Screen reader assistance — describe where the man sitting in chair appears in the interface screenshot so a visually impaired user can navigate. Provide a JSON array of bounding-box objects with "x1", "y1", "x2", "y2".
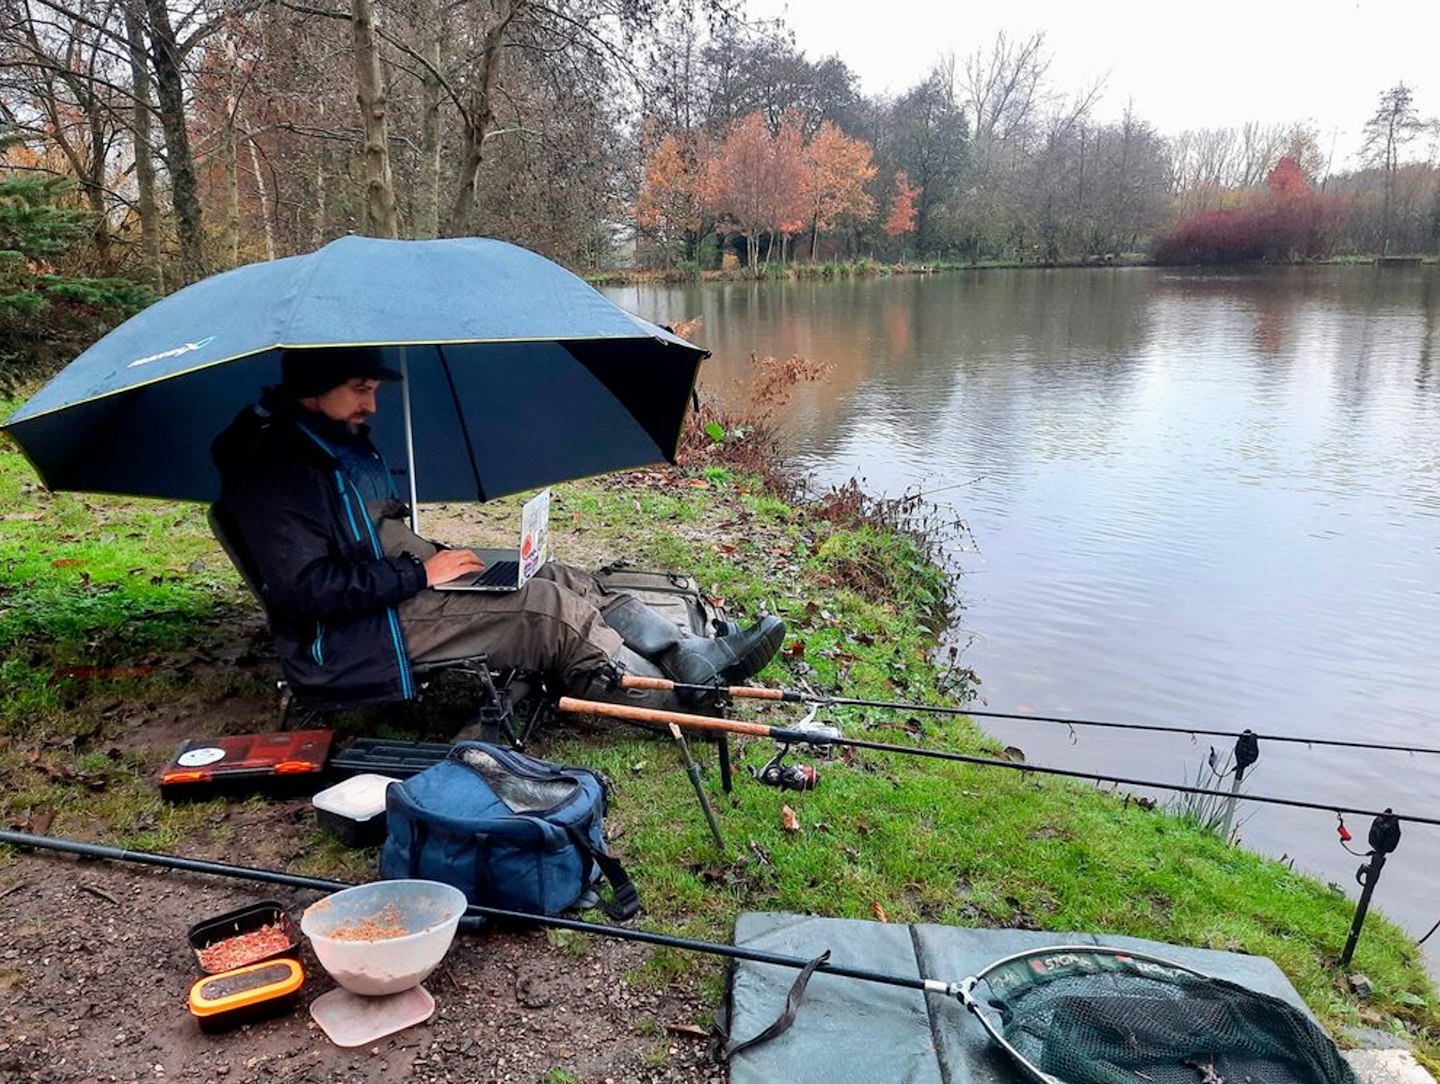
[{"x1": 210, "y1": 346, "x2": 785, "y2": 709}]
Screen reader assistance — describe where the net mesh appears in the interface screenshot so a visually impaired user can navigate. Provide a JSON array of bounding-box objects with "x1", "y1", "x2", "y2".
[{"x1": 978, "y1": 949, "x2": 1360, "y2": 1084}]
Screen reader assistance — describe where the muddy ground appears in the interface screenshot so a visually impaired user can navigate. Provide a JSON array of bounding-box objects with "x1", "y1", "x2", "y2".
[{"x1": 0, "y1": 851, "x2": 721, "y2": 1084}]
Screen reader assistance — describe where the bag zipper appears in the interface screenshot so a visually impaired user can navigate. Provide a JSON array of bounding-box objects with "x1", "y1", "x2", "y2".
[{"x1": 450, "y1": 744, "x2": 596, "y2": 817}]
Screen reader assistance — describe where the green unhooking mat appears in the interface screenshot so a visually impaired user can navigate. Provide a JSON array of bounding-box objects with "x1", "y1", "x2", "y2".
[{"x1": 725, "y1": 915, "x2": 1358, "y2": 1084}]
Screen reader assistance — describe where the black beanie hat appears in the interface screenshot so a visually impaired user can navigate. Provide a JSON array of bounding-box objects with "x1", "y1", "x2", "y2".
[{"x1": 280, "y1": 346, "x2": 403, "y2": 398}]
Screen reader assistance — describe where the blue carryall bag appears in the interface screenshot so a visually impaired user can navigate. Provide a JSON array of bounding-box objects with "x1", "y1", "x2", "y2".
[{"x1": 380, "y1": 742, "x2": 639, "y2": 920}]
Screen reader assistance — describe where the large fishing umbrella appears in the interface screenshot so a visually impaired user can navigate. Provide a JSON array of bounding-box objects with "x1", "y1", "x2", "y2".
[{"x1": 3, "y1": 236, "x2": 707, "y2": 505}]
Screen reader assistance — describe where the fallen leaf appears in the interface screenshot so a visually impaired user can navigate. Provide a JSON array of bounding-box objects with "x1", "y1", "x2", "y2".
[
  {"x1": 872, "y1": 901, "x2": 889, "y2": 923},
  {"x1": 781, "y1": 639, "x2": 806, "y2": 660},
  {"x1": 685, "y1": 478, "x2": 710, "y2": 488},
  {"x1": 781, "y1": 805, "x2": 800, "y2": 832},
  {"x1": 51, "y1": 558, "x2": 85, "y2": 568},
  {"x1": 665, "y1": 1023, "x2": 711, "y2": 1039}
]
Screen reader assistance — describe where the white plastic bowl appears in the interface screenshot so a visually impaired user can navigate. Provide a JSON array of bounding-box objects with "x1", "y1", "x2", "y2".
[{"x1": 301, "y1": 880, "x2": 467, "y2": 996}]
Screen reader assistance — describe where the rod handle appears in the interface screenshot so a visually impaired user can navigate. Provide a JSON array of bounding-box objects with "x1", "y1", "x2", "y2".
[
  {"x1": 618, "y1": 675, "x2": 788, "y2": 700},
  {"x1": 557, "y1": 696, "x2": 773, "y2": 737}
]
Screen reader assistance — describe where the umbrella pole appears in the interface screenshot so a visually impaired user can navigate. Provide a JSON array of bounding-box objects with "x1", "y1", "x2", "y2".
[{"x1": 399, "y1": 346, "x2": 421, "y2": 533}]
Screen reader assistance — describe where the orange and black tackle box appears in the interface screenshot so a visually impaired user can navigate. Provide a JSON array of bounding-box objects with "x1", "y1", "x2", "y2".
[{"x1": 160, "y1": 730, "x2": 333, "y2": 800}]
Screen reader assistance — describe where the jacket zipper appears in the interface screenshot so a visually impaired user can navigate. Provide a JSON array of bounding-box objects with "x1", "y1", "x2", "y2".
[{"x1": 332, "y1": 467, "x2": 415, "y2": 700}]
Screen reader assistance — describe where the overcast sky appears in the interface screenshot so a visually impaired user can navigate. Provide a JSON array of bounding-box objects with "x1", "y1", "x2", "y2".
[{"x1": 742, "y1": 0, "x2": 1436, "y2": 170}]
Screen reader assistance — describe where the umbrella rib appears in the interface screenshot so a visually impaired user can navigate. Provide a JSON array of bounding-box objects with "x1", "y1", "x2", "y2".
[{"x1": 436, "y1": 344, "x2": 487, "y2": 503}]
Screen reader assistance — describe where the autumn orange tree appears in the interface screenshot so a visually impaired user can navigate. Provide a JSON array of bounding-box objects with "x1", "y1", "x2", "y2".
[
  {"x1": 769, "y1": 110, "x2": 809, "y2": 262},
  {"x1": 882, "y1": 171, "x2": 922, "y2": 255},
  {"x1": 706, "y1": 111, "x2": 807, "y2": 269},
  {"x1": 800, "y1": 120, "x2": 876, "y2": 259},
  {"x1": 635, "y1": 127, "x2": 712, "y2": 267}
]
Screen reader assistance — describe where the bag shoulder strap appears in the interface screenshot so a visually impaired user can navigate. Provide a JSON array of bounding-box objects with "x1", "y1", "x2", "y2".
[{"x1": 561, "y1": 824, "x2": 640, "y2": 921}]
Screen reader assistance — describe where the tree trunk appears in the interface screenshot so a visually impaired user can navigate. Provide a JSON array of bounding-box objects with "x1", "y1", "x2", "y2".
[
  {"x1": 1381, "y1": 116, "x2": 1397, "y2": 257},
  {"x1": 82, "y1": 99, "x2": 114, "y2": 272},
  {"x1": 223, "y1": 30, "x2": 241, "y2": 265},
  {"x1": 415, "y1": 0, "x2": 444, "y2": 239},
  {"x1": 246, "y1": 135, "x2": 275, "y2": 261},
  {"x1": 446, "y1": 0, "x2": 516, "y2": 235},
  {"x1": 144, "y1": 0, "x2": 205, "y2": 278},
  {"x1": 350, "y1": 0, "x2": 399, "y2": 238},
  {"x1": 312, "y1": 104, "x2": 328, "y2": 248},
  {"x1": 124, "y1": 0, "x2": 163, "y2": 289},
  {"x1": 313, "y1": 139, "x2": 328, "y2": 247}
]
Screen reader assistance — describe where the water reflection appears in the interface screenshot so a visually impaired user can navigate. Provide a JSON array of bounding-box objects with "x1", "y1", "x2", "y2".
[{"x1": 604, "y1": 266, "x2": 1440, "y2": 965}]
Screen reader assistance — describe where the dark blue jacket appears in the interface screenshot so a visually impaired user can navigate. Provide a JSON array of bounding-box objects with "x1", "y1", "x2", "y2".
[{"x1": 211, "y1": 391, "x2": 427, "y2": 706}]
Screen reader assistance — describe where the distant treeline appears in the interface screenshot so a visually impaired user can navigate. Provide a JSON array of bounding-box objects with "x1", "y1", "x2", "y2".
[{"x1": 2, "y1": 3, "x2": 1437, "y2": 363}]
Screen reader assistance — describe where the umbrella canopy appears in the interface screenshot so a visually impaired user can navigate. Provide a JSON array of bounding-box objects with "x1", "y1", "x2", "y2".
[{"x1": 4, "y1": 236, "x2": 707, "y2": 503}]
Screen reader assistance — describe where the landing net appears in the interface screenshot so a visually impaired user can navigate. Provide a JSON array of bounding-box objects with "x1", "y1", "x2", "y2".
[{"x1": 959, "y1": 946, "x2": 1360, "y2": 1084}]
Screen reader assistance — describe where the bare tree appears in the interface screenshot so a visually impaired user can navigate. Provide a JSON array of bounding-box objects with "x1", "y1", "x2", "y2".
[
  {"x1": 961, "y1": 31, "x2": 1053, "y2": 155},
  {"x1": 1363, "y1": 83, "x2": 1428, "y2": 255}
]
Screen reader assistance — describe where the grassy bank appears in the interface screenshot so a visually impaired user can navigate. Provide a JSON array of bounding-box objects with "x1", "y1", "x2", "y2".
[{"x1": 1, "y1": 392, "x2": 1437, "y2": 1060}]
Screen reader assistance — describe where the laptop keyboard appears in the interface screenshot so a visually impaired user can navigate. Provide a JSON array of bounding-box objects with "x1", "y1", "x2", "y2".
[{"x1": 474, "y1": 560, "x2": 519, "y2": 587}]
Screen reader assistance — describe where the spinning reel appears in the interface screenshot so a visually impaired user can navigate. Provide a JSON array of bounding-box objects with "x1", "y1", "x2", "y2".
[{"x1": 749, "y1": 706, "x2": 840, "y2": 791}]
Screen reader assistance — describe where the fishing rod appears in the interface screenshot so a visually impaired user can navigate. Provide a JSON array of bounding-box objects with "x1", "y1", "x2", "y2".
[
  {"x1": 560, "y1": 696, "x2": 1440, "y2": 828},
  {"x1": 0, "y1": 828, "x2": 957, "y2": 998},
  {"x1": 619, "y1": 676, "x2": 1440, "y2": 758}
]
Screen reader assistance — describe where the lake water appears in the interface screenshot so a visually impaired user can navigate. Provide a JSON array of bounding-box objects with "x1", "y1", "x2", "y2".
[{"x1": 603, "y1": 266, "x2": 1440, "y2": 967}]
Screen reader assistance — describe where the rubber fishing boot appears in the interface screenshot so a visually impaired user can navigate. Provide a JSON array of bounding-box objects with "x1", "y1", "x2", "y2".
[
  {"x1": 604, "y1": 597, "x2": 786, "y2": 700},
  {"x1": 661, "y1": 614, "x2": 786, "y2": 690}
]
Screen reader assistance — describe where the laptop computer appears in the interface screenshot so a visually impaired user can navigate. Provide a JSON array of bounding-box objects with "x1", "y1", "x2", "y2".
[{"x1": 435, "y1": 489, "x2": 551, "y2": 592}]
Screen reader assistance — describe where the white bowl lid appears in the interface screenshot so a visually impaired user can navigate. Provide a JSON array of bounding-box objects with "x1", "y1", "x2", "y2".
[{"x1": 309, "y1": 983, "x2": 435, "y2": 1047}]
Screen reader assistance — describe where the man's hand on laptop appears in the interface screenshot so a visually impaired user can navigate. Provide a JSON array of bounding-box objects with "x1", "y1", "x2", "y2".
[{"x1": 424, "y1": 548, "x2": 486, "y2": 587}]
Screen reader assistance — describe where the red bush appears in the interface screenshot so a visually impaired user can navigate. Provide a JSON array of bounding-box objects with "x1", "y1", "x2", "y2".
[{"x1": 1154, "y1": 159, "x2": 1348, "y2": 265}]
